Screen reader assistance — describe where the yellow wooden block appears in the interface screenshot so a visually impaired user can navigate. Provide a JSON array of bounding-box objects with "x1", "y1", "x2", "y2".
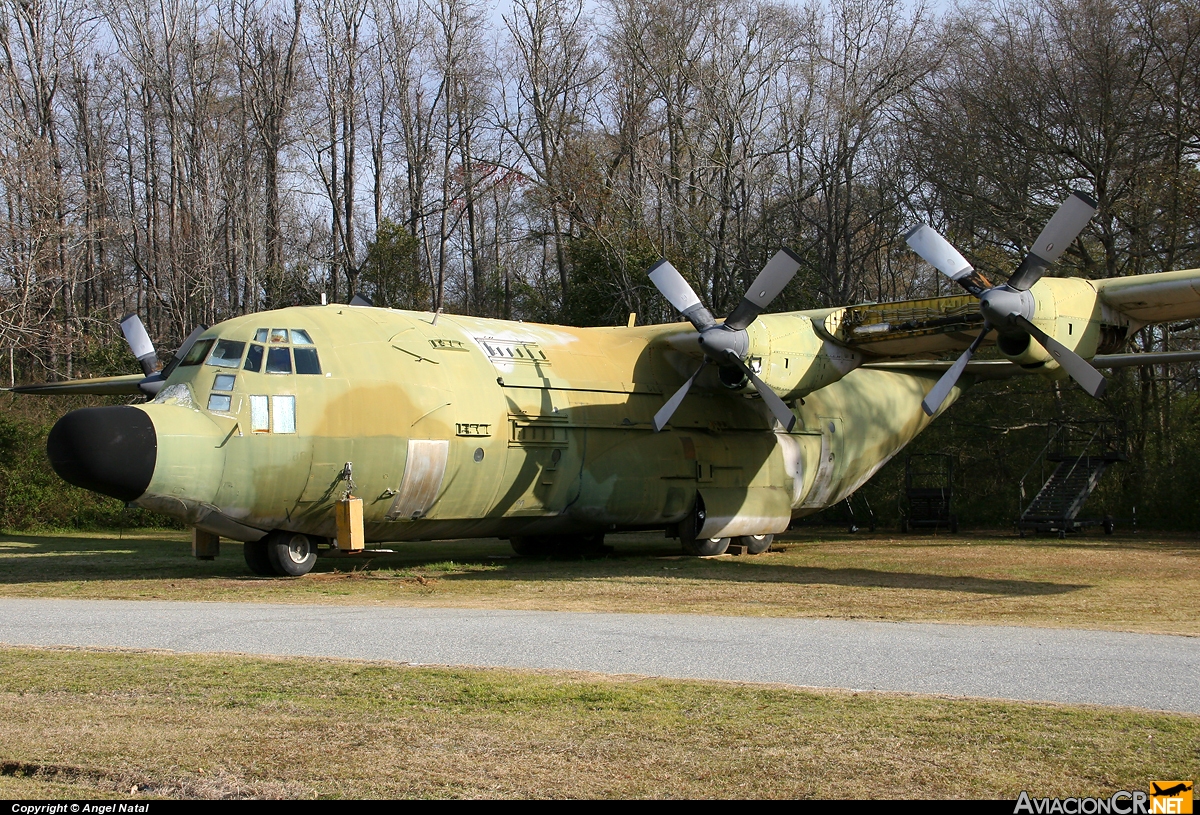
[
  {"x1": 336, "y1": 497, "x2": 365, "y2": 551},
  {"x1": 191, "y1": 528, "x2": 219, "y2": 560}
]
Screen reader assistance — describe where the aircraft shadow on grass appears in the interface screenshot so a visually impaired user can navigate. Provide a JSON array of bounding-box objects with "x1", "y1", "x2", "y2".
[{"x1": 0, "y1": 533, "x2": 1087, "y2": 596}]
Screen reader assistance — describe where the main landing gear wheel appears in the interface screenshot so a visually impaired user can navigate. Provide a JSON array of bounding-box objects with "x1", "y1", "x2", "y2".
[
  {"x1": 736, "y1": 534, "x2": 773, "y2": 555},
  {"x1": 261, "y1": 531, "x2": 319, "y2": 576},
  {"x1": 243, "y1": 539, "x2": 274, "y2": 576},
  {"x1": 683, "y1": 536, "x2": 730, "y2": 557},
  {"x1": 679, "y1": 494, "x2": 730, "y2": 556}
]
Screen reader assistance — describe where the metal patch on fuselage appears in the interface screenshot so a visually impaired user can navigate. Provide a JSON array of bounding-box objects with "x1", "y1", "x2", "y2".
[{"x1": 386, "y1": 439, "x2": 449, "y2": 521}]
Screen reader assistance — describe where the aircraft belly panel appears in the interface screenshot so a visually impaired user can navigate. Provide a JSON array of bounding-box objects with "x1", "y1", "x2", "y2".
[{"x1": 386, "y1": 439, "x2": 450, "y2": 520}]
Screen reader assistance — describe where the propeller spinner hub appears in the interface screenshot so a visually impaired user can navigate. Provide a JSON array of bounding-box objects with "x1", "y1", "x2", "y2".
[
  {"x1": 697, "y1": 326, "x2": 749, "y2": 363},
  {"x1": 979, "y1": 286, "x2": 1035, "y2": 331}
]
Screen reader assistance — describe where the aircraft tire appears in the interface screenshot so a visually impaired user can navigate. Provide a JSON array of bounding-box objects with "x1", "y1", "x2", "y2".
[
  {"x1": 737, "y1": 534, "x2": 773, "y2": 555},
  {"x1": 265, "y1": 531, "x2": 318, "y2": 576},
  {"x1": 243, "y1": 540, "x2": 274, "y2": 576},
  {"x1": 682, "y1": 536, "x2": 730, "y2": 557}
]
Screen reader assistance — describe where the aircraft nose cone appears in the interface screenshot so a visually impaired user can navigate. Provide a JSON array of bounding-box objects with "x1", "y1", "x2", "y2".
[{"x1": 47, "y1": 406, "x2": 157, "y2": 501}]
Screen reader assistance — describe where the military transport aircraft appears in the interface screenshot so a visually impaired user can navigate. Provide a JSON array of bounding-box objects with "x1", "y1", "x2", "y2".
[{"x1": 11, "y1": 192, "x2": 1200, "y2": 575}]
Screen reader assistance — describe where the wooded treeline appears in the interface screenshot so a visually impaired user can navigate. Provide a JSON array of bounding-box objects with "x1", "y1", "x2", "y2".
[{"x1": 2, "y1": 0, "x2": 1200, "y2": 529}]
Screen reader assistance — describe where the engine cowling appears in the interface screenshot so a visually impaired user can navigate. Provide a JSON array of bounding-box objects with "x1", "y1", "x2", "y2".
[
  {"x1": 741, "y1": 314, "x2": 862, "y2": 400},
  {"x1": 996, "y1": 278, "x2": 1129, "y2": 376}
]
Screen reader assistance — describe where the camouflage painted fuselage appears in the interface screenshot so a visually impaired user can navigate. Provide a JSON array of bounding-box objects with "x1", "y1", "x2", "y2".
[{"x1": 130, "y1": 305, "x2": 951, "y2": 543}]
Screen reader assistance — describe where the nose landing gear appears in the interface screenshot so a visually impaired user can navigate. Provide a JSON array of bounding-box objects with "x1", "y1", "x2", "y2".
[{"x1": 244, "y1": 531, "x2": 320, "y2": 576}]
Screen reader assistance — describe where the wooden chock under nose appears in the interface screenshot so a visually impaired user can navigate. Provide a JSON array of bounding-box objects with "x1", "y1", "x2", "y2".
[
  {"x1": 191, "y1": 528, "x2": 220, "y2": 560},
  {"x1": 336, "y1": 497, "x2": 365, "y2": 551}
]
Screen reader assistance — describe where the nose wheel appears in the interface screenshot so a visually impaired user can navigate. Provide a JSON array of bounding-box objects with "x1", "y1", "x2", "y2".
[{"x1": 244, "y1": 531, "x2": 319, "y2": 576}]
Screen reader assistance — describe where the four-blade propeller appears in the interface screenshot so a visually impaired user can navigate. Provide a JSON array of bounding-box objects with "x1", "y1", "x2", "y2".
[
  {"x1": 649, "y1": 249, "x2": 802, "y2": 432},
  {"x1": 905, "y1": 191, "x2": 1105, "y2": 416},
  {"x1": 119, "y1": 314, "x2": 207, "y2": 396}
]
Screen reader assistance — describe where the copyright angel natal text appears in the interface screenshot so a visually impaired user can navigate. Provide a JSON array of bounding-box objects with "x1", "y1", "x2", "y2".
[{"x1": 12, "y1": 807, "x2": 149, "y2": 814}]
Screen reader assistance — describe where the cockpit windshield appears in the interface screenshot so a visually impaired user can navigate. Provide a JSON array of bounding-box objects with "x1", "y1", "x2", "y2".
[
  {"x1": 208, "y1": 340, "x2": 246, "y2": 368},
  {"x1": 242, "y1": 329, "x2": 321, "y2": 375}
]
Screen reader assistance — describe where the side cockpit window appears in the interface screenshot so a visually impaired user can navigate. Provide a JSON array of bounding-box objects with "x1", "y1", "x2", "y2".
[
  {"x1": 208, "y1": 340, "x2": 246, "y2": 368},
  {"x1": 180, "y1": 338, "x2": 214, "y2": 366},
  {"x1": 294, "y1": 348, "x2": 321, "y2": 374}
]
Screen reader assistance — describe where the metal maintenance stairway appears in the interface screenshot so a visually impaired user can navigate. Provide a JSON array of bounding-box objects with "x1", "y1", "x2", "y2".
[{"x1": 1018, "y1": 421, "x2": 1126, "y2": 537}]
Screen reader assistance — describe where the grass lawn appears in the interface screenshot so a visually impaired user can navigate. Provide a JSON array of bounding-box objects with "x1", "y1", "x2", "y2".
[
  {"x1": 0, "y1": 646, "x2": 1196, "y2": 799},
  {"x1": 0, "y1": 528, "x2": 1197, "y2": 634}
]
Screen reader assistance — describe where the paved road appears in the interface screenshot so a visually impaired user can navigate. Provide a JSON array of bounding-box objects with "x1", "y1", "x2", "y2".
[{"x1": 1, "y1": 598, "x2": 1196, "y2": 714}]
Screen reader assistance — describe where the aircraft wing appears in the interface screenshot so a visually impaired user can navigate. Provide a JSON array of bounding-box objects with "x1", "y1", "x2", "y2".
[
  {"x1": 1094, "y1": 267, "x2": 1200, "y2": 323},
  {"x1": 4, "y1": 373, "x2": 146, "y2": 395},
  {"x1": 821, "y1": 268, "x2": 1200, "y2": 359}
]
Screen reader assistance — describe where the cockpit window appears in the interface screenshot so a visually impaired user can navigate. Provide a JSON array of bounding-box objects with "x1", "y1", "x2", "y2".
[
  {"x1": 244, "y1": 344, "x2": 264, "y2": 372},
  {"x1": 266, "y1": 346, "x2": 292, "y2": 374},
  {"x1": 244, "y1": 330, "x2": 319, "y2": 374},
  {"x1": 208, "y1": 339, "x2": 246, "y2": 368},
  {"x1": 180, "y1": 338, "x2": 215, "y2": 366},
  {"x1": 294, "y1": 347, "x2": 321, "y2": 374}
]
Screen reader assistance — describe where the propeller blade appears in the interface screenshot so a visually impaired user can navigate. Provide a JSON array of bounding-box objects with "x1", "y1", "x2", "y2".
[
  {"x1": 922, "y1": 325, "x2": 990, "y2": 416},
  {"x1": 119, "y1": 314, "x2": 158, "y2": 377},
  {"x1": 1012, "y1": 315, "x2": 1107, "y2": 398},
  {"x1": 904, "y1": 224, "x2": 993, "y2": 297},
  {"x1": 1006, "y1": 190, "x2": 1098, "y2": 291},
  {"x1": 731, "y1": 358, "x2": 797, "y2": 432},
  {"x1": 653, "y1": 360, "x2": 707, "y2": 432},
  {"x1": 725, "y1": 248, "x2": 802, "y2": 331},
  {"x1": 904, "y1": 224, "x2": 973, "y2": 278},
  {"x1": 649, "y1": 259, "x2": 715, "y2": 331}
]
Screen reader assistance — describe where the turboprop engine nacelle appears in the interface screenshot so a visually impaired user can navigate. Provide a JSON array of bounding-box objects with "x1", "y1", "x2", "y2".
[
  {"x1": 994, "y1": 278, "x2": 1129, "y2": 376},
  {"x1": 736, "y1": 313, "x2": 863, "y2": 400}
]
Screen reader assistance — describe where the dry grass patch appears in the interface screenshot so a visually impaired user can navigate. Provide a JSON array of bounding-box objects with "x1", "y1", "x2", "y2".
[
  {"x1": 0, "y1": 529, "x2": 1197, "y2": 633},
  {"x1": 0, "y1": 646, "x2": 1196, "y2": 799}
]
